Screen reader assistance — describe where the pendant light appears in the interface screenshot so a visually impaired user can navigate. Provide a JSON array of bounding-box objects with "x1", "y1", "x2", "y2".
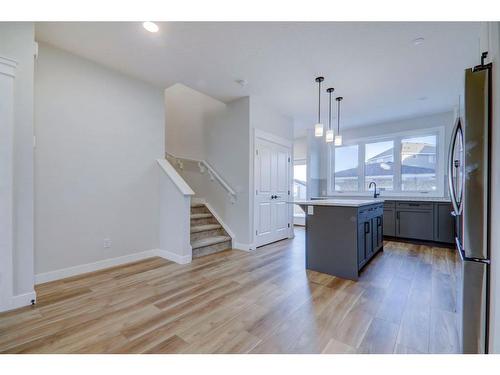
[
  {"x1": 334, "y1": 97, "x2": 344, "y2": 146},
  {"x1": 325, "y1": 87, "x2": 335, "y2": 143},
  {"x1": 314, "y1": 77, "x2": 325, "y2": 137}
]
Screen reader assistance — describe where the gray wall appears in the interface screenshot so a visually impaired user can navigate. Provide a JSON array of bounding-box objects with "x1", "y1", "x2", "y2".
[
  {"x1": 0, "y1": 22, "x2": 35, "y2": 296},
  {"x1": 34, "y1": 43, "x2": 164, "y2": 274},
  {"x1": 206, "y1": 97, "x2": 252, "y2": 245}
]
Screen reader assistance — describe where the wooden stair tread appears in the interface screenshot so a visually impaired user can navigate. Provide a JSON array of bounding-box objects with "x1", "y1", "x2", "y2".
[
  {"x1": 190, "y1": 213, "x2": 212, "y2": 219},
  {"x1": 190, "y1": 202, "x2": 205, "y2": 208},
  {"x1": 190, "y1": 224, "x2": 222, "y2": 233},
  {"x1": 191, "y1": 236, "x2": 231, "y2": 249}
]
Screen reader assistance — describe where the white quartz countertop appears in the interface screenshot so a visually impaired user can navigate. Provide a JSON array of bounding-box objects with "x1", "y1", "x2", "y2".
[
  {"x1": 311, "y1": 196, "x2": 451, "y2": 203},
  {"x1": 292, "y1": 199, "x2": 384, "y2": 207}
]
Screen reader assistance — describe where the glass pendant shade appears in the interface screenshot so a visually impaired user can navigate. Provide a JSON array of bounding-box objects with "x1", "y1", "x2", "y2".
[
  {"x1": 334, "y1": 135, "x2": 343, "y2": 146},
  {"x1": 325, "y1": 129, "x2": 334, "y2": 143},
  {"x1": 314, "y1": 123, "x2": 324, "y2": 137}
]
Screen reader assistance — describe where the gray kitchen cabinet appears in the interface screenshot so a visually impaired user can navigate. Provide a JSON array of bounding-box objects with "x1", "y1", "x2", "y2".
[
  {"x1": 374, "y1": 216, "x2": 383, "y2": 249},
  {"x1": 383, "y1": 200, "x2": 454, "y2": 244},
  {"x1": 396, "y1": 206, "x2": 434, "y2": 241},
  {"x1": 357, "y1": 222, "x2": 367, "y2": 267},
  {"x1": 383, "y1": 201, "x2": 395, "y2": 237},
  {"x1": 304, "y1": 202, "x2": 384, "y2": 281},
  {"x1": 383, "y1": 208, "x2": 395, "y2": 236},
  {"x1": 357, "y1": 204, "x2": 383, "y2": 269},
  {"x1": 434, "y1": 202, "x2": 455, "y2": 243}
]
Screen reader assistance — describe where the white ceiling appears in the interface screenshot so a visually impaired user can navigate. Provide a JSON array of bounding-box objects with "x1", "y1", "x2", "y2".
[{"x1": 35, "y1": 22, "x2": 481, "y2": 136}]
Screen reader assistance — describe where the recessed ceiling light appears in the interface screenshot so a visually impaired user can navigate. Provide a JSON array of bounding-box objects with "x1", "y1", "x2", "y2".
[
  {"x1": 143, "y1": 22, "x2": 159, "y2": 33},
  {"x1": 413, "y1": 37, "x2": 425, "y2": 46}
]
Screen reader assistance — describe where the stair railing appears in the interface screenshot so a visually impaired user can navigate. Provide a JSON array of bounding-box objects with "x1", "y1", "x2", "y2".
[{"x1": 166, "y1": 153, "x2": 237, "y2": 204}]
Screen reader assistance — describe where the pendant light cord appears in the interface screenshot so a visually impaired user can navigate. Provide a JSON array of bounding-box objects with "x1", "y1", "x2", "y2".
[
  {"x1": 318, "y1": 80, "x2": 321, "y2": 124},
  {"x1": 337, "y1": 98, "x2": 341, "y2": 133},
  {"x1": 328, "y1": 90, "x2": 332, "y2": 130}
]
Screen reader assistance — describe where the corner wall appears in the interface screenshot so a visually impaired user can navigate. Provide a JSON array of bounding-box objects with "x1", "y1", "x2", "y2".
[{"x1": 34, "y1": 43, "x2": 164, "y2": 277}]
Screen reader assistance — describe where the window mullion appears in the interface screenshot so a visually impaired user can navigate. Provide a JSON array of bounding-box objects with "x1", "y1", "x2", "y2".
[
  {"x1": 359, "y1": 142, "x2": 365, "y2": 192},
  {"x1": 394, "y1": 136, "x2": 402, "y2": 192}
]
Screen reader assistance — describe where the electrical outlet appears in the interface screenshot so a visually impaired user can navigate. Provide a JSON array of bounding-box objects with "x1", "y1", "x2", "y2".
[{"x1": 103, "y1": 238, "x2": 112, "y2": 248}]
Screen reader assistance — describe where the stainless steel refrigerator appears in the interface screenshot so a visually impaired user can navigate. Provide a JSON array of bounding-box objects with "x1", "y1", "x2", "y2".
[{"x1": 448, "y1": 55, "x2": 492, "y2": 354}]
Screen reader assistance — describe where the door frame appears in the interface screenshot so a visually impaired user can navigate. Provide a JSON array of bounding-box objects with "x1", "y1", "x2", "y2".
[{"x1": 252, "y1": 128, "x2": 293, "y2": 248}]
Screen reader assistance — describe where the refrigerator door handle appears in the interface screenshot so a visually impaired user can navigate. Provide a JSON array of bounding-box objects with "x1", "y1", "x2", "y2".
[
  {"x1": 448, "y1": 118, "x2": 463, "y2": 215},
  {"x1": 455, "y1": 238, "x2": 490, "y2": 264}
]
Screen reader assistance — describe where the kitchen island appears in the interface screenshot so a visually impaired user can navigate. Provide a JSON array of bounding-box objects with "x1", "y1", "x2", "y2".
[{"x1": 294, "y1": 199, "x2": 384, "y2": 281}]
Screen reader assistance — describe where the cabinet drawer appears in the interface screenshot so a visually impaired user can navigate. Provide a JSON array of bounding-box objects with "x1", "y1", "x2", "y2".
[
  {"x1": 396, "y1": 202, "x2": 433, "y2": 210},
  {"x1": 358, "y1": 204, "x2": 383, "y2": 221},
  {"x1": 383, "y1": 201, "x2": 395, "y2": 209}
]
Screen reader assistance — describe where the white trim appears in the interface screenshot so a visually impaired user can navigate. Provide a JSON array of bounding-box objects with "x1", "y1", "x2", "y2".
[
  {"x1": 0, "y1": 291, "x2": 37, "y2": 313},
  {"x1": 327, "y1": 126, "x2": 446, "y2": 198},
  {"x1": 35, "y1": 250, "x2": 159, "y2": 284},
  {"x1": 35, "y1": 248, "x2": 191, "y2": 285},
  {"x1": 157, "y1": 159, "x2": 195, "y2": 196},
  {"x1": 233, "y1": 242, "x2": 256, "y2": 252},
  {"x1": 155, "y1": 248, "x2": 192, "y2": 264},
  {"x1": 254, "y1": 128, "x2": 293, "y2": 148},
  {"x1": 0, "y1": 56, "x2": 16, "y2": 314},
  {"x1": 11, "y1": 291, "x2": 37, "y2": 310}
]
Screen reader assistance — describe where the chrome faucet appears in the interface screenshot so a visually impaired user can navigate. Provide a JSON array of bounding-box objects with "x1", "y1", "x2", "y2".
[{"x1": 369, "y1": 181, "x2": 380, "y2": 198}]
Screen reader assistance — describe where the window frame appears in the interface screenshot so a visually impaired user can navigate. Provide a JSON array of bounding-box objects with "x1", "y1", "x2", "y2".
[{"x1": 327, "y1": 126, "x2": 445, "y2": 197}]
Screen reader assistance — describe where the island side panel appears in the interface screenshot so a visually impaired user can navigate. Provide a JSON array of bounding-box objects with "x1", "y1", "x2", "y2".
[{"x1": 305, "y1": 205, "x2": 359, "y2": 280}]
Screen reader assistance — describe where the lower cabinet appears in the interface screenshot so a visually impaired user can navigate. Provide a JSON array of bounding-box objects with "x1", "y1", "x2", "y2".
[
  {"x1": 383, "y1": 208, "x2": 395, "y2": 236},
  {"x1": 383, "y1": 201, "x2": 454, "y2": 244},
  {"x1": 357, "y1": 205, "x2": 384, "y2": 269},
  {"x1": 374, "y1": 215, "x2": 383, "y2": 249},
  {"x1": 396, "y1": 209, "x2": 434, "y2": 241},
  {"x1": 434, "y1": 203, "x2": 455, "y2": 243}
]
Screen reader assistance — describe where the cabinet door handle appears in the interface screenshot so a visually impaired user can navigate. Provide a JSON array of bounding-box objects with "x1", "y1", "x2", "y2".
[
  {"x1": 409, "y1": 203, "x2": 419, "y2": 207},
  {"x1": 364, "y1": 221, "x2": 369, "y2": 234}
]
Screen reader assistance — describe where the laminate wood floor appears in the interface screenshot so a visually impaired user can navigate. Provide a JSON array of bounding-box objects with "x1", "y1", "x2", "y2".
[{"x1": 0, "y1": 228, "x2": 459, "y2": 354}]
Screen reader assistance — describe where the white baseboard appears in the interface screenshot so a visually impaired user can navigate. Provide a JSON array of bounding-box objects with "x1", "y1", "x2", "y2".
[
  {"x1": 11, "y1": 291, "x2": 37, "y2": 309},
  {"x1": 0, "y1": 291, "x2": 38, "y2": 313},
  {"x1": 35, "y1": 249, "x2": 158, "y2": 284},
  {"x1": 35, "y1": 247, "x2": 192, "y2": 285},
  {"x1": 155, "y1": 248, "x2": 192, "y2": 264},
  {"x1": 233, "y1": 242, "x2": 256, "y2": 251}
]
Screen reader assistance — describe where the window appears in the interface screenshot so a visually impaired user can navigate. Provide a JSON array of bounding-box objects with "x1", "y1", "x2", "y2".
[
  {"x1": 365, "y1": 140, "x2": 394, "y2": 191},
  {"x1": 401, "y1": 135, "x2": 437, "y2": 192},
  {"x1": 329, "y1": 127, "x2": 444, "y2": 196},
  {"x1": 334, "y1": 145, "x2": 359, "y2": 191},
  {"x1": 293, "y1": 162, "x2": 307, "y2": 218}
]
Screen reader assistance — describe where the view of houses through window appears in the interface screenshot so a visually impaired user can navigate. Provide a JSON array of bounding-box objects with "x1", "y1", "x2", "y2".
[{"x1": 330, "y1": 129, "x2": 441, "y2": 195}]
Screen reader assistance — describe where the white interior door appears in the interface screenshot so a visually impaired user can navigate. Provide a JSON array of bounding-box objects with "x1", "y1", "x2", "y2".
[{"x1": 255, "y1": 137, "x2": 291, "y2": 247}]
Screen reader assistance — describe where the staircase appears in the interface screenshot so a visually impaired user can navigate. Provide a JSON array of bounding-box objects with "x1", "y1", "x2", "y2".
[{"x1": 190, "y1": 202, "x2": 232, "y2": 258}]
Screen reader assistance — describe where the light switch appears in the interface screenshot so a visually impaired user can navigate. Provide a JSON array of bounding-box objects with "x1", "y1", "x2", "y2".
[{"x1": 307, "y1": 206, "x2": 314, "y2": 215}]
